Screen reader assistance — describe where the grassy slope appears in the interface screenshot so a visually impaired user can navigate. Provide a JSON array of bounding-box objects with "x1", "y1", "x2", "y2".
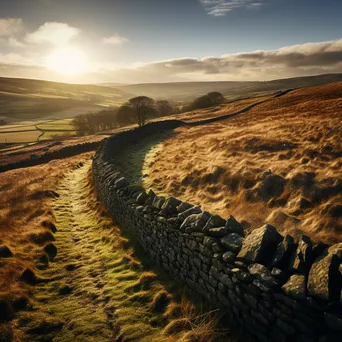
[
  {"x1": 142, "y1": 82, "x2": 342, "y2": 244},
  {"x1": 0, "y1": 77, "x2": 133, "y2": 122},
  {"x1": 117, "y1": 73, "x2": 342, "y2": 101},
  {"x1": 0, "y1": 156, "x2": 231, "y2": 342}
]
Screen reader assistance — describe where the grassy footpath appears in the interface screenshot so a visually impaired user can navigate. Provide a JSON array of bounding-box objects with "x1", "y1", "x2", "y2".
[{"x1": 12, "y1": 161, "x2": 227, "y2": 342}]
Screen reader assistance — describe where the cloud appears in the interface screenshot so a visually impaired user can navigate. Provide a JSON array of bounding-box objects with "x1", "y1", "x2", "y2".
[
  {"x1": 104, "y1": 39, "x2": 342, "y2": 83},
  {"x1": 0, "y1": 53, "x2": 33, "y2": 65},
  {"x1": 0, "y1": 18, "x2": 23, "y2": 36},
  {"x1": 1, "y1": 38, "x2": 342, "y2": 84},
  {"x1": 200, "y1": 0, "x2": 264, "y2": 16},
  {"x1": 7, "y1": 37, "x2": 25, "y2": 48},
  {"x1": 25, "y1": 22, "x2": 80, "y2": 45},
  {"x1": 102, "y1": 34, "x2": 129, "y2": 45}
]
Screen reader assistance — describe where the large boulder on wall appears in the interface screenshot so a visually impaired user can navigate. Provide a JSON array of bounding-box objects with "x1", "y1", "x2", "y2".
[
  {"x1": 307, "y1": 243, "x2": 342, "y2": 302},
  {"x1": 237, "y1": 224, "x2": 283, "y2": 264}
]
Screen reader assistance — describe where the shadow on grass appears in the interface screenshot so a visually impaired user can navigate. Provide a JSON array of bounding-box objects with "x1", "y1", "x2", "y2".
[{"x1": 114, "y1": 129, "x2": 177, "y2": 185}]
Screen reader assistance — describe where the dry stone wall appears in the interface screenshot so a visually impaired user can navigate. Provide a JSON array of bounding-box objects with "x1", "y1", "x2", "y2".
[{"x1": 92, "y1": 121, "x2": 342, "y2": 342}]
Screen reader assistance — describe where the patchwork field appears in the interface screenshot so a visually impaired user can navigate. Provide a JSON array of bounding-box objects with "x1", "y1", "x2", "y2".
[{"x1": 142, "y1": 82, "x2": 342, "y2": 244}]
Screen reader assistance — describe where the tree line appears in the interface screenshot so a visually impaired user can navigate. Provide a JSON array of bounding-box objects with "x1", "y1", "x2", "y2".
[
  {"x1": 72, "y1": 98, "x2": 177, "y2": 135},
  {"x1": 73, "y1": 91, "x2": 225, "y2": 135}
]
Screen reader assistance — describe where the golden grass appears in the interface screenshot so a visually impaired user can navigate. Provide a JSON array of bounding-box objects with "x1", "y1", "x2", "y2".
[
  {"x1": 144, "y1": 82, "x2": 342, "y2": 244},
  {"x1": 0, "y1": 152, "x2": 94, "y2": 326},
  {"x1": 165, "y1": 95, "x2": 272, "y2": 123},
  {"x1": 1, "y1": 159, "x2": 232, "y2": 341}
]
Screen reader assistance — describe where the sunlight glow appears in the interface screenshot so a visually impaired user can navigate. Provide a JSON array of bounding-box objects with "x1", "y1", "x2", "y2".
[{"x1": 46, "y1": 48, "x2": 87, "y2": 75}]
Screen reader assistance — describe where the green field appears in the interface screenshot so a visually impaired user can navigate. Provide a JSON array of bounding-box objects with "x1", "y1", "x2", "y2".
[
  {"x1": 0, "y1": 131, "x2": 41, "y2": 144},
  {"x1": 36, "y1": 119, "x2": 75, "y2": 130},
  {"x1": 1, "y1": 73, "x2": 342, "y2": 145},
  {"x1": 0, "y1": 118, "x2": 77, "y2": 144}
]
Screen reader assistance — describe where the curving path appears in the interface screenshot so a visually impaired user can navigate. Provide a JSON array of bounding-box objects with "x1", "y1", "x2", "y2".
[{"x1": 15, "y1": 161, "x2": 172, "y2": 341}]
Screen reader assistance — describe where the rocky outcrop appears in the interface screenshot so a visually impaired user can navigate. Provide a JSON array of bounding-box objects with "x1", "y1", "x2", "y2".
[{"x1": 92, "y1": 121, "x2": 342, "y2": 342}]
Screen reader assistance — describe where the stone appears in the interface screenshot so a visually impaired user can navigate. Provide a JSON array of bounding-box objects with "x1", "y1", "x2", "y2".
[
  {"x1": 178, "y1": 206, "x2": 201, "y2": 221},
  {"x1": 270, "y1": 234, "x2": 296, "y2": 269},
  {"x1": 177, "y1": 201, "x2": 193, "y2": 213},
  {"x1": 114, "y1": 177, "x2": 129, "y2": 189},
  {"x1": 125, "y1": 184, "x2": 144, "y2": 197},
  {"x1": 237, "y1": 224, "x2": 283, "y2": 264},
  {"x1": 181, "y1": 211, "x2": 211, "y2": 233},
  {"x1": 161, "y1": 197, "x2": 182, "y2": 216},
  {"x1": 246, "y1": 284, "x2": 261, "y2": 296},
  {"x1": 248, "y1": 263, "x2": 279, "y2": 288},
  {"x1": 253, "y1": 279, "x2": 272, "y2": 293},
  {"x1": 324, "y1": 312, "x2": 342, "y2": 332},
  {"x1": 282, "y1": 274, "x2": 306, "y2": 300},
  {"x1": 290, "y1": 235, "x2": 313, "y2": 274},
  {"x1": 222, "y1": 251, "x2": 236, "y2": 263},
  {"x1": 152, "y1": 196, "x2": 166, "y2": 209},
  {"x1": 220, "y1": 274, "x2": 233, "y2": 288},
  {"x1": 212, "y1": 242, "x2": 225, "y2": 253},
  {"x1": 308, "y1": 243, "x2": 342, "y2": 302},
  {"x1": 271, "y1": 268, "x2": 287, "y2": 283},
  {"x1": 136, "y1": 192, "x2": 148, "y2": 205},
  {"x1": 203, "y1": 236, "x2": 218, "y2": 248},
  {"x1": 270, "y1": 327, "x2": 287, "y2": 342},
  {"x1": 0, "y1": 245, "x2": 13, "y2": 258},
  {"x1": 207, "y1": 226, "x2": 229, "y2": 238},
  {"x1": 221, "y1": 233, "x2": 244, "y2": 253},
  {"x1": 202, "y1": 215, "x2": 226, "y2": 232},
  {"x1": 276, "y1": 317, "x2": 297, "y2": 335},
  {"x1": 225, "y1": 215, "x2": 245, "y2": 237}
]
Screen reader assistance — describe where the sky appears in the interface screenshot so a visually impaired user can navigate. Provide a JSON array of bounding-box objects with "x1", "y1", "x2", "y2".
[{"x1": 0, "y1": 0, "x2": 342, "y2": 83}]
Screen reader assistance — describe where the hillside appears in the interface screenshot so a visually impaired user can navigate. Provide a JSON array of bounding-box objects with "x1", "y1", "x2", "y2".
[
  {"x1": 141, "y1": 82, "x2": 342, "y2": 244},
  {"x1": 117, "y1": 73, "x2": 342, "y2": 101},
  {"x1": 0, "y1": 77, "x2": 133, "y2": 122}
]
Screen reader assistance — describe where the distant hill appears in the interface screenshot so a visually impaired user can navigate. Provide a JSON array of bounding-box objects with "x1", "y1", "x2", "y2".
[
  {"x1": 1, "y1": 73, "x2": 342, "y2": 123},
  {"x1": 117, "y1": 81, "x2": 258, "y2": 101},
  {"x1": 0, "y1": 77, "x2": 133, "y2": 122},
  {"x1": 114, "y1": 73, "x2": 342, "y2": 101},
  {"x1": 226, "y1": 73, "x2": 342, "y2": 99}
]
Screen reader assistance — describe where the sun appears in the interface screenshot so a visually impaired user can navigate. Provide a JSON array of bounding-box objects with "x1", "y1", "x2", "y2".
[{"x1": 46, "y1": 47, "x2": 87, "y2": 75}]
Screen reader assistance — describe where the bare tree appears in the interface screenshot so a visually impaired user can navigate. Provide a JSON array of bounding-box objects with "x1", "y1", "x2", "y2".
[
  {"x1": 120, "y1": 96, "x2": 155, "y2": 127},
  {"x1": 156, "y1": 100, "x2": 173, "y2": 117}
]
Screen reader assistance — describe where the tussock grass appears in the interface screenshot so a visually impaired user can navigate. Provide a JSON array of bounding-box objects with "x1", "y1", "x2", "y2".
[
  {"x1": 144, "y1": 82, "x2": 342, "y2": 243},
  {"x1": 0, "y1": 152, "x2": 94, "y2": 337}
]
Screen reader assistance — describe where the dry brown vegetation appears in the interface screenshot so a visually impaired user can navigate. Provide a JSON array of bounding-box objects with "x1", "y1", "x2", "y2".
[
  {"x1": 144, "y1": 82, "x2": 342, "y2": 244},
  {"x1": 166, "y1": 95, "x2": 273, "y2": 123},
  {"x1": 0, "y1": 153, "x2": 93, "y2": 330},
  {"x1": 0, "y1": 154, "x2": 231, "y2": 341}
]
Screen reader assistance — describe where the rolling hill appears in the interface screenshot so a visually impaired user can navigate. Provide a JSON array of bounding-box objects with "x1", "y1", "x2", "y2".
[{"x1": 0, "y1": 77, "x2": 133, "y2": 123}]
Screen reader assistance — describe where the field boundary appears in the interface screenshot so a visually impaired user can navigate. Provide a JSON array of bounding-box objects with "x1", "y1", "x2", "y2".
[
  {"x1": 0, "y1": 141, "x2": 102, "y2": 173},
  {"x1": 92, "y1": 120, "x2": 342, "y2": 342}
]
